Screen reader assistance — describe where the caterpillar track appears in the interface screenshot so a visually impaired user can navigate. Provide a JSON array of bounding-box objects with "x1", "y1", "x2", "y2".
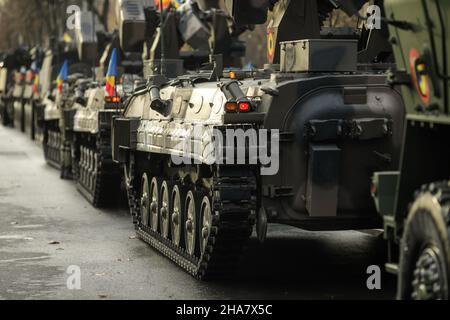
[
  {"x1": 43, "y1": 122, "x2": 62, "y2": 170},
  {"x1": 126, "y1": 153, "x2": 257, "y2": 279},
  {"x1": 43, "y1": 121, "x2": 72, "y2": 179},
  {"x1": 74, "y1": 126, "x2": 122, "y2": 208}
]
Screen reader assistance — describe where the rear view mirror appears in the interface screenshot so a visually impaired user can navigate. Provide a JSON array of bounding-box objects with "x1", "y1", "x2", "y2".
[{"x1": 225, "y1": 0, "x2": 269, "y2": 26}]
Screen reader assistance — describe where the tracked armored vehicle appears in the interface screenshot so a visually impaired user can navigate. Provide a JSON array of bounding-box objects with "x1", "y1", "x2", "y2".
[
  {"x1": 23, "y1": 48, "x2": 45, "y2": 140},
  {"x1": 12, "y1": 67, "x2": 28, "y2": 132},
  {"x1": 42, "y1": 11, "x2": 101, "y2": 178},
  {"x1": 372, "y1": 0, "x2": 450, "y2": 300},
  {"x1": 33, "y1": 50, "x2": 57, "y2": 145},
  {"x1": 112, "y1": 0, "x2": 406, "y2": 279},
  {"x1": 71, "y1": 0, "x2": 150, "y2": 207},
  {"x1": 43, "y1": 57, "x2": 92, "y2": 178},
  {"x1": 0, "y1": 62, "x2": 8, "y2": 126},
  {"x1": 0, "y1": 48, "x2": 31, "y2": 128},
  {"x1": 72, "y1": 0, "x2": 245, "y2": 207}
]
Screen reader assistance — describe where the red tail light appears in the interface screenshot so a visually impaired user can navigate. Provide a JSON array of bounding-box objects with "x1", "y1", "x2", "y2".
[{"x1": 238, "y1": 101, "x2": 251, "y2": 112}]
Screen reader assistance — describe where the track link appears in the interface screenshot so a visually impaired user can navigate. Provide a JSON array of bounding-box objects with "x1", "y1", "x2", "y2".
[
  {"x1": 44, "y1": 127, "x2": 62, "y2": 169},
  {"x1": 76, "y1": 128, "x2": 122, "y2": 208}
]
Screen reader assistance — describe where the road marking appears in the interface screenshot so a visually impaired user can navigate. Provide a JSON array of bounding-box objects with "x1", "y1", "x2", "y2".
[
  {"x1": 0, "y1": 256, "x2": 50, "y2": 264},
  {"x1": 13, "y1": 225, "x2": 45, "y2": 229},
  {"x1": 0, "y1": 235, "x2": 34, "y2": 240}
]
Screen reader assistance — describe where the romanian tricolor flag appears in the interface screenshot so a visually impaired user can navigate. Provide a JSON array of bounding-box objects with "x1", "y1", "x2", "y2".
[
  {"x1": 105, "y1": 48, "x2": 117, "y2": 97},
  {"x1": 33, "y1": 72, "x2": 40, "y2": 94},
  {"x1": 57, "y1": 60, "x2": 69, "y2": 93},
  {"x1": 156, "y1": 0, "x2": 183, "y2": 10}
]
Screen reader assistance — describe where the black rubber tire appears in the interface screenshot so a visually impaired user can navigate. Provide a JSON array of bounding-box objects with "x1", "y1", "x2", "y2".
[{"x1": 398, "y1": 182, "x2": 450, "y2": 300}]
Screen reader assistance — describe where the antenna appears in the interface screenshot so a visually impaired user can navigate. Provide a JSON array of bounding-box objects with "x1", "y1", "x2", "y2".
[
  {"x1": 92, "y1": 10, "x2": 96, "y2": 77},
  {"x1": 159, "y1": 0, "x2": 166, "y2": 76}
]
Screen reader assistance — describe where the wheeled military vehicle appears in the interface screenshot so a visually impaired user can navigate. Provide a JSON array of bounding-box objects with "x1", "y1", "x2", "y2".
[
  {"x1": 372, "y1": 0, "x2": 450, "y2": 300},
  {"x1": 112, "y1": 0, "x2": 406, "y2": 279}
]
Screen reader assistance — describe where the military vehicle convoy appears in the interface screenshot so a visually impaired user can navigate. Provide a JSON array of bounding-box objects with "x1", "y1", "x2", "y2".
[
  {"x1": 71, "y1": 0, "x2": 246, "y2": 207},
  {"x1": 372, "y1": 0, "x2": 450, "y2": 300},
  {"x1": 111, "y1": 0, "x2": 406, "y2": 279},
  {"x1": 5, "y1": 0, "x2": 449, "y2": 299}
]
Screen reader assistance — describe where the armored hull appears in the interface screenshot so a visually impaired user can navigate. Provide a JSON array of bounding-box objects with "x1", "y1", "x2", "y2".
[
  {"x1": 43, "y1": 94, "x2": 63, "y2": 170},
  {"x1": 43, "y1": 74, "x2": 92, "y2": 179},
  {"x1": 23, "y1": 83, "x2": 36, "y2": 139},
  {"x1": 0, "y1": 92, "x2": 12, "y2": 126},
  {"x1": 32, "y1": 97, "x2": 45, "y2": 144},
  {"x1": 12, "y1": 83, "x2": 25, "y2": 131},
  {"x1": 112, "y1": 67, "x2": 405, "y2": 278},
  {"x1": 72, "y1": 86, "x2": 124, "y2": 207},
  {"x1": 0, "y1": 67, "x2": 9, "y2": 126},
  {"x1": 43, "y1": 92, "x2": 79, "y2": 179}
]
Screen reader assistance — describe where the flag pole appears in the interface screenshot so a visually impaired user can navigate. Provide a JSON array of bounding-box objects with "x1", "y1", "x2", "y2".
[{"x1": 159, "y1": 0, "x2": 166, "y2": 76}]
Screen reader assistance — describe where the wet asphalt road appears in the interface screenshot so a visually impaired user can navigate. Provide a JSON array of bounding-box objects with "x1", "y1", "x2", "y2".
[{"x1": 0, "y1": 125, "x2": 396, "y2": 300}]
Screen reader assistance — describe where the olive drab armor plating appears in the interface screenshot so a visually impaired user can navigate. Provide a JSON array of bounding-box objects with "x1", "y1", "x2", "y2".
[{"x1": 372, "y1": 0, "x2": 450, "y2": 300}]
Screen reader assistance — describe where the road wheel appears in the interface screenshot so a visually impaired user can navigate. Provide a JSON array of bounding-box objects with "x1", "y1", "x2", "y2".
[
  {"x1": 185, "y1": 191, "x2": 198, "y2": 256},
  {"x1": 124, "y1": 154, "x2": 134, "y2": 191},
  {"x1": 160, "y1": 181, "x2": 171, "y2": 239},
  {"x1": 171, "y1": 184, "x2": 184, "y2": 247},
  {"x1": 140, "y1": 173, "x2": 150, "y2": 227},
  {"x1": 149, "y1": 177, "x2": 160, "y2": 233},
  {"x1": 398, "y1": 182, "x2": 450, "y2": 300},
  {"x1": 199, "y1": 196, "x2": 212, "y2": 257}
]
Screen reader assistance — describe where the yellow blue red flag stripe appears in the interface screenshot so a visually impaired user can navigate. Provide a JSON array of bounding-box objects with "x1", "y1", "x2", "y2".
[
  {"x1": 57, "y1": 60, "x2": 68, "y2": 93},
  {"x1": 105, "y1": 48, "x2": 117, "y2": 97}
]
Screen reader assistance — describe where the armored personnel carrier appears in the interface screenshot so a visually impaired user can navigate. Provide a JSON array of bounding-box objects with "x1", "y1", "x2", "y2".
[
  {"x1": 72, "y1": 0, "x2": 246, "y2": 207},
  {"x1": 12, "y1": 67, "x2": 28, "y2": 131},
  {"x1": 42, "y1": 55, "x2": 92, "y2": 177},
  {"x1": 23, "y1": 48, "x2": 45, "y2": 140},
  {"x1": 42, "y1": 12, "x2": 101, "y2": 178},
  {"x1": 71, "y1": 0, "x2": 151, "y2": 207},
  {"x1": 32, "y1": 51, "x2": 54, "y2": 145},
  {"x1": 112, "y1": 0, "x2": 406, "y2": 279},
  {"x1": 0, "y1": 55, "x2": 8, "y2": 125},
  {"x1": 0, "y1": 64, "x2": 8, "y2": 126},
  {"x1": 0, "y1": 48, "x2": 31, "y2": 128},
  {"x1": 372, "y1": 0, "x2": 450, "y2": 300}
]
